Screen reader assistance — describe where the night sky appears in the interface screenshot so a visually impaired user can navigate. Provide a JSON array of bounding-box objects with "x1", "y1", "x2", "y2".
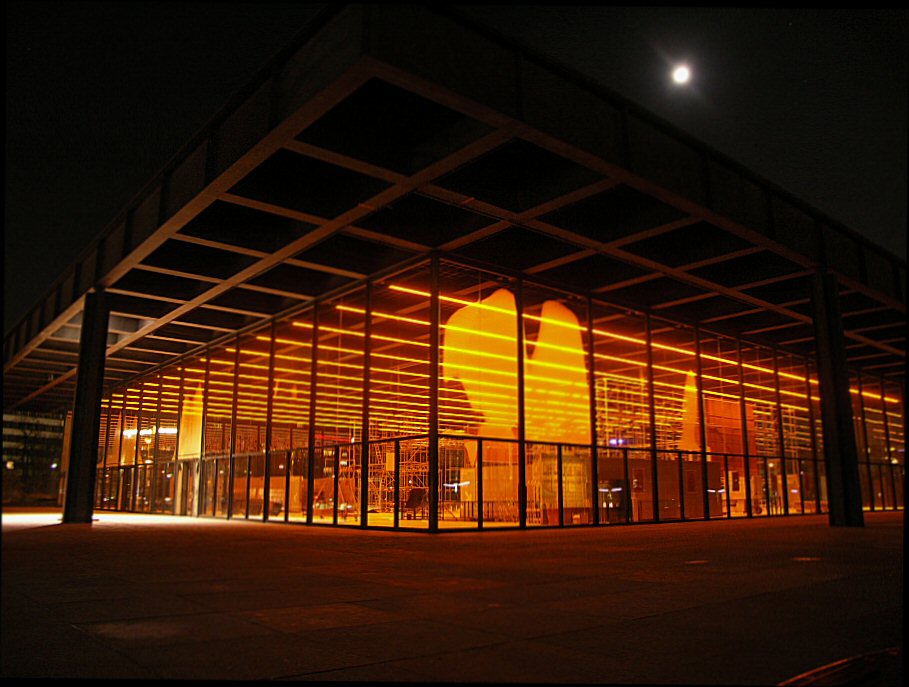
[{"x1": 5, "y1": 3, "x2": 907, "y2": 335}]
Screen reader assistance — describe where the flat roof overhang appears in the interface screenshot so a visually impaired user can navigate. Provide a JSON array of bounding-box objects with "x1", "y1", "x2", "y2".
[{"x1": 4, "y1": 5, "x2": 905, "y2": 414}]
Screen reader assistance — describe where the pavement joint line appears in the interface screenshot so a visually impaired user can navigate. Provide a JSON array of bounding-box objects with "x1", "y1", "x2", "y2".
[
  {"x1": 269, "y1": 635, "x2": 522, "y2": 681},
  {"x1": 64, "y1": 619, "x2": 166, "y2": 680}
]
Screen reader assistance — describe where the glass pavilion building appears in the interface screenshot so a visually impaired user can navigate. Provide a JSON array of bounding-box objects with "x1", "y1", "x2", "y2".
[
  {"x1": 4, "y1": 6, "x2": 904, "y2": 531},
  {"x1": 91, "y1": 256, "x2": 905, "y2": 529}
]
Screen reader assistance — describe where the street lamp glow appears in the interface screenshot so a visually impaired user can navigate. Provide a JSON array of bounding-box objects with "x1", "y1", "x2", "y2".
[{"x1": 672, "y1": 64, "x2": 691, "y2": 84}]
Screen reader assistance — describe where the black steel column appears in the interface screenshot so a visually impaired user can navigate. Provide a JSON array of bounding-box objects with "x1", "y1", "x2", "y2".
[
  {"x1": 428, "y1": 256, "x2": 440, "y2": 532},
  {"x1": 63, "y1": 288, "x2": 110, "y2": 524},
  {"x1": 586, "y1": 297, "x2": 599, "y2": 525},
  {"x1": 644, "y1": 312, "x2": 660, "y2": 522},
  {"x1": 810, "y1": 271, "x2": 863, "y2": 527},
  {"x1": 516, "y1": 277, "x2": 527, "y2": 528}
]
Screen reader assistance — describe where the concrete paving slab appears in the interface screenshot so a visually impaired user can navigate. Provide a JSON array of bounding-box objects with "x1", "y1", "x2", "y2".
[
  {"x1": 238, "y1": 602, "x2": 404, "y2": 633},
  {"x1": 122, "y1": 632, "x2": 375, "y2": 680}
]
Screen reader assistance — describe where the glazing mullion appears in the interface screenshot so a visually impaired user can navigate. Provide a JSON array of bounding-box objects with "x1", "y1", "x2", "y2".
[
  {"x1": 855, "y1": 374, "x2": 874, "y2": 510},
  {"x1": 516, "y1": 276, "x2": 527, "y2": 529},
  {"x1": 100, "y1": 398, "x2": 111, "y2": 508},
  {"x1": 772, "y1": 347, "x2": 790, "y2": 515},
  {"x1": 226, "y1": 342, "x2": 239, "y2": 518},
  {"x1": 623, "y1": 447, "x2": 631, "y2": 524},
  {"x1": 263, "y1": 321, "x2": 277, "y2": 522},
  {"x1": 557, "y1": 443, "x2": 564, "y2": 527},
  {"x1": 645, "y1": 312, "x2": 660, "y2": 522},
  {"x1": 804, "y1": 359, "x2": 822, "y2": 513},
  {"x1": 131, "y1": 385, "x2": 143, "y2": 511},
  {"x1": 172, "y1": 368, "x2": 184, "y2": 516},
  {"x1": 694, "y1": 325, "x2": 709, "y2": 519},
  {"x1": 151, "y1": 373, "x2": 162, "y2": 513},
  {"x1": 428, "y1": 256, "x2": 440, "y2": 532},
  {"x1": 677, "y1": 450, "x2": 685, "y2": 519},
  {"x1": 477, "y1": 439, "x2": 484, "y2": 530},
  {"x1": 724, "y1": 454, "x2": 731, "y2": 518},
  {"x1": 360, "y1": 281, "x2": 372, "y2": 527},
  {"x1": 878, "y1": 375, "x2": 896, "y2": 510},
  {"x1": 393, "y1": 438, "x2": 400, "y2": 528},
  {"x1": 586, "y1": 296, "x2": 599, "y2": 526},
  {"x1": 736, "y1": 337, "x2": 753, "y2": 517},
  {"x1": 333, "y1": 445, "x2": 340, "y2": 525},
  {"x1": 200, "y1": 352, "x2": 212, "y2": 518},
  {"x1": 306, "y1": 307, "x2": 318, "y2": 525}
]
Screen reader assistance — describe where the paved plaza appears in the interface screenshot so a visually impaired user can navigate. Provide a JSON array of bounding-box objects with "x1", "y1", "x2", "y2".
[{"x1": 1, "y1": 509, "x2": 902, "y2": 683}]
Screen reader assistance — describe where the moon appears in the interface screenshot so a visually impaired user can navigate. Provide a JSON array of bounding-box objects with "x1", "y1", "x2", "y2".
[{"x1": 672, "y1": 64, "x2": 691, "y2": 84}]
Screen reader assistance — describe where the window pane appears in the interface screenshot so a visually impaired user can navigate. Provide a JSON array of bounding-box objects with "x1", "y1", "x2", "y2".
[
  {"x1": 315, "y1": 290, "x2": 365, "y2": 445},
  {"x1": 800, "y1": 459, "x2": 818, "y2": 513},
  {"x1": 650, "y1": 318, "x2": 699, "y2": 453},
  {"x1": 706, "y1": 454, "x2": 726, "y2": 518},
  {"x1": 272, "y1": 314, "x2": 312, "y2": 522},
  {"x1": 628, "y1": 448, "x2": 654, "y2": 522},
  {"x1": 234, "y1": 332, "x2": 270, "y2": 518},
  {"x1": 481, "y1": 439, "x2": 519, "y2": 527},
  {"x1": 367, "y1": 439, "x2": 397, "y2": 528},
  {"x1": 440, "y1": 263, "x2": 517, "y2": 530},
  {"x1": 740, "y1": 343, "x2": 780, "y2": 458},
  {"x1": 884, "y1": 383, "x2": 904, "y2": 466},
  {"x1": 439, "y1": 438, "x2": 477, "y2": 529},
  {"x1": 726, "y1": 455, "x2": 748, "y2": 517},
  {"x1": 597, "y1": 448, "x2": 628, "y2": 524},
  {"x1": 592, "y1": 303, "x2": 650, "y2": 450},
  {"x1": 370, "y1": 265, "x2": 432, "y2": 439},
  {"x1": 699, "y1": 332, "x2": 747, "y2": 457},
  {"x1": 288, "y1": 447, "x2": 309, "y2": 522},
  {"x1": 656, "y1": 451, "x2": 681, "y2": 520},
  {"x1": 178, "y1": 358, "x2": 206, "y2": 461},
  {"x1": 522, "y1": 283, "x2": 590, "y2": 445},
  {"x1": 439, "y1": 262, "x2": 517, "y2": 441},
  {"x1": 398, "y1": 439, "x2": 429, "y2": 529},
  {"x1": 682, "y1": 453, "x2": 705, "y2": 519},
  {"x1": 526, "y1": 442, "x2": 558, "y2": 526},
  {"x1": 563, "y1": 445, "x2": 592, "y2": 525},
  {"x1": 751, "y1": 457, "x2": 769, "y2": 516},
  {"x1": 336, "y1": 444, "x2": 360, "y2": 526}
]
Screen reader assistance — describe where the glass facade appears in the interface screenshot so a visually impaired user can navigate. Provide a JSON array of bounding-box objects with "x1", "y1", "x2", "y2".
[{"x1": 93, "y1": 257, "x2": 904, "y2": 528}]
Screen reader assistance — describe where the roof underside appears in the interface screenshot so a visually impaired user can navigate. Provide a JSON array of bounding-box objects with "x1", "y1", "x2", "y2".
[{"x1": 4, "y1": 5, "x2": 905, "y2": 413}]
